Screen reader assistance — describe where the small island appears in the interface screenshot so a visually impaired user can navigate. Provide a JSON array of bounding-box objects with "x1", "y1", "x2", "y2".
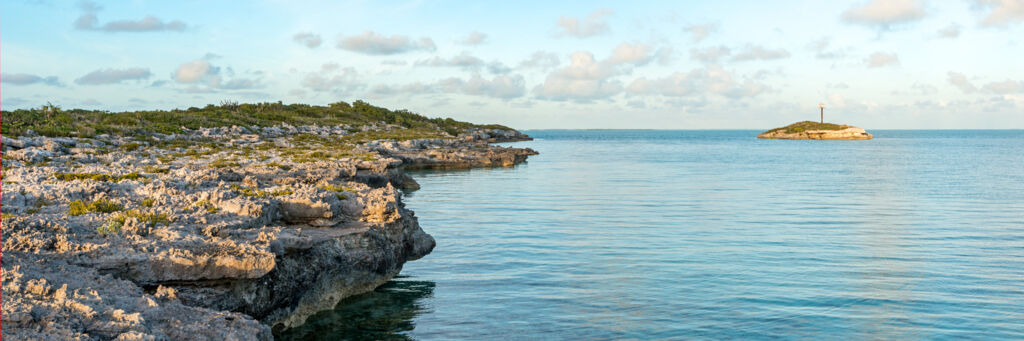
[{"x1": 757, "y1": 121, "x2": 873, "y2": 140}]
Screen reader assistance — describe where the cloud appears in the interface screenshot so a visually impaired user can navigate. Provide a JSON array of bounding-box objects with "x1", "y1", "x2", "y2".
[
  {"x1": 973, "y1": 0, "x2": 1024, "y2": 27},
  {"x1": 372, "y1": 74, "x2": 526, "y2": 99},
  {"x1": 982, "y1": 79, "x2": 1024, "y2": 94},
  {"x1": 75, "y1": 67, "x2": 151, "y2": 85},
  {"x1": 440, "y1": 74, "x2": 526, "y2": 99},
  {"x1": 302, "y1": 67, "x2": 361, "y2": 93},
  {"x1": 175, "y1": 60, "x2": 217, "y2": 83},
  {"x1": 608, "y1": 42, "x2": 654, "y2": 65},
  {"x1": 416, "y1": 52, "x2": 485, "y2": 69},
  {"x1": 948, "y1": 71, "x2": 978, "y2": 93},
  {"x1": 415, "y1": 52, "x2": 511, "y2": 74},
  {"x1": 556, "y1": 9, "x2": 613, "y2": 38},
  {"x1": 865, "y1": 52, "x2": 900, "y2": 67},
  {"x1": 690, "y1": 46, "x2": 731, "y2": 63},
  {"x1": 808, "y1": 37, "x2": 846, "y2": 59},
  {"x1": 460, "y1": 31, "x2": 488, "y2": 45},
  {"x1": 519, "y1": 51, "x2": 560, "y2": 69},
  {"x1": 685, "y1": 23, "x2": 718, "y2": 42},
  {"x1": 336, "y1": 30, "x2": 436, "y2": 55},
  {"x1": 173, "y1": 59, "x2": 260, "y2": 91},
  {"x1": 626, "y1": 65, "x2": 770, "y2": 99},
  {"x1": 2, "y1": 73, "x2": 61, "y2": 86},
  {"x1": 937, "y1": 23, "x2": 962, "y2": 38},
  {"x1": 731, "y1": 45, "x2": 790, "y2": 62},
  {"x1": 911, "y1": 83, "x2": 938, "y2": 95},
  {"x1": 74, "y1": 2, "x2": 187, "y2": 33},
  {"x1": 293, "y1": 32, "x2": 322, "y2": 48},
  {"x1": 842, "y1": 0, "x2": 926, "y2": 27},
  {"x1": 534, "y1": 51, "x2": 623, "y2": 101}
]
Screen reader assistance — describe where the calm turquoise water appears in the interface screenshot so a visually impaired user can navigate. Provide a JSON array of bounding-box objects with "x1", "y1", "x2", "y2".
[{"x1": 281, "y1": 130, "x2": 1024, "y2": 340}]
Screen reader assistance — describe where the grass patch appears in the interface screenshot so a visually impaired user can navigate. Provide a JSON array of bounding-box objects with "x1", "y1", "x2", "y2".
[
  {"x1": 54, "y1": 172, "x2": 143, "y2": 182},
  {"x1": 319, "y1": 183, "x2": 353, "y2": 193},
  {"x1": 140, "y1": 198, "x2": 156, "y2": 207},
  {"x1": 209, "y1": 158, "x2": 241, "y2": 168},
  {"x1": 143, "y1": 165, "x2": 170, "y2": 174},
  {"x1": 99, "y1": 210, "x2": 171, "y2": 234},
  {"x1": 765, "y1": 121, "x2": 848, "y2": 134},
  {"x1": 266, "y1": 162, "x2": 291, "y2": 171},
  {"x1": 69, "y1": 198, "x2": 122, "y2": 216}
]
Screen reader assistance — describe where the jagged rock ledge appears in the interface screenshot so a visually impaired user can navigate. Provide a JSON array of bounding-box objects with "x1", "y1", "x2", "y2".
[
  {"x1": 757, "y1": 121, "x2": 873, "y2": 140},
  {"x1": 1, "y1": 125, "x2": 536, "y2": 340}
]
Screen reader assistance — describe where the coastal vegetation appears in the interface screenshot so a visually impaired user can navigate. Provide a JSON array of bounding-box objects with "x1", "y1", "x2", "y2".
[
  {"x1": 68, "y1": 198, "x2": 123, "y2": 216},
  {"x1": 1, "y1": 100, "x2": 511, "y2": 138},
  {"x1": 763, "y1": 121, "x2": 847, "y2": 134}
]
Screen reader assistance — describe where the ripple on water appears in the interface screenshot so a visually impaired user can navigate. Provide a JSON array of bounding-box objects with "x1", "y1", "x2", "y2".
[{"x1": 280, "y1": 130, "x2": 1024, "y2": 340}]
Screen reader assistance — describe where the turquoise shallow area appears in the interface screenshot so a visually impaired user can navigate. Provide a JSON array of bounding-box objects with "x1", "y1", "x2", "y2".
[{"x1": 280, "y1": 130, "x2": 1024, "y2": 340}]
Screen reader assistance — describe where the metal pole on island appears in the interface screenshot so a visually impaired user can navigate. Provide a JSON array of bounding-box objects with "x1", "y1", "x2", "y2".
[{"x1": 818, "y1": 103, "x2": 825, "y2": 123}]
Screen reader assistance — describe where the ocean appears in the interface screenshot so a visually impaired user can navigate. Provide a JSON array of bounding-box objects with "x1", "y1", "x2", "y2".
[{"x1": 280, "y1": 130, "x2": 1024, "y2": 340}]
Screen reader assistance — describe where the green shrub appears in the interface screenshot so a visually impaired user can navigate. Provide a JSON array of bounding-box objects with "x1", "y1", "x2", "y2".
[{"x1": 68, "y1": 198, "x2": 122, "y2": 216}]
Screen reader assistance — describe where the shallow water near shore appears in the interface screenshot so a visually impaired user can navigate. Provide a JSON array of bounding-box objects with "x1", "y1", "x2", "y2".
[{"x1": 280, "y1": 130, "x2": 1024, "y2": 340}]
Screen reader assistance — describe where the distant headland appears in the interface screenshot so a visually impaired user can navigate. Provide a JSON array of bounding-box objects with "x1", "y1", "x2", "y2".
[{"x1": 757, "y1": 121, "x2": 873, "y2": 140}]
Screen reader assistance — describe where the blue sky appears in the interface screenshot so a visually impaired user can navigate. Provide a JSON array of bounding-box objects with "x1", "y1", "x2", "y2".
[{"x1": 2, "y1": 0, "x2": 1023, "y2": 129}]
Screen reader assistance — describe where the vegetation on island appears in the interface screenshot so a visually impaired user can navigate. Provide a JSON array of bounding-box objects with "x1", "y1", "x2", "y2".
[
  {"x1": 1, "y1": 100, "x2": 511, "y2": 138},
  {"x1": 762, "y1": 121, "x2": 849, "y2": 134}
]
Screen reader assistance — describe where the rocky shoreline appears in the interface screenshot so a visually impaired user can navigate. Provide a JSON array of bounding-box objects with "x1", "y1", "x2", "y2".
[{"x1": 1, "y1": 124, "x2": 536, "y2": 340}]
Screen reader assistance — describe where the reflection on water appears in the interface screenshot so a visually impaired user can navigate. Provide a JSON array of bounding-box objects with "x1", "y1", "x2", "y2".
[{"x1": 276, "y1": 277, "x2": 434, "y2": 341}]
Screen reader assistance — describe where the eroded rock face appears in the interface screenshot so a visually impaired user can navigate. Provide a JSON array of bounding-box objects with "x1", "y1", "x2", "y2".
[
  {"x1": 1, "y1": 124, "x2": 534, "y2": 339},
  {"x1": 757, "y1": 127, "x2": 874, "y2": 140}
]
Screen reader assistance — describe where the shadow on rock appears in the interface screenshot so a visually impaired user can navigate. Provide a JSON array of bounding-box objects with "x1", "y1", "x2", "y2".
[{"x1": 275, "y1": 277, "x2": 435, "y2": 341}]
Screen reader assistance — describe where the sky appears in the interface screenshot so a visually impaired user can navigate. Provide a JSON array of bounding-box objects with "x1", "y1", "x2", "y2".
[{"x1": 1, "y1": 0, "x2": 1023, "y2": 129}]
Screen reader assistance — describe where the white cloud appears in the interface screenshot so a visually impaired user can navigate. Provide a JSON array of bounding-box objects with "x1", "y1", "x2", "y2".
[
  {"x1": 416, "y1": 52, "x2": 485, "y2": 69},
  {"x1": 731, "y1": 45, "x2": 790, "y2": 62},
  {"x1": 948, "y1": 71, "x2": 978, "y2": 93},
  {"x1": 2, "y1": 73, "x2": 61, "y2": 86},
  {"x1": 534, "y1": 52, "x2": 623, "y2": 101},
  {"x1": 556, "y1": 9, "x2": 613, "y2": 38},
  {"x1": 865, "y1": 52, "x2": 900, "y2": 67},
  {"x1": 983, "y1": 79, "x2": 1024, "y2": 94},
  {"x1": 302, "y1": 67, "x2": 361, "y2": 93},
  {"x1": 460, "y1": 31, "x2": 488, "y2": 45},
  {"x1": 293, "y1": 32, "x2": 322, "y2": 48},
  {"x1": 75, "y1": 67, "x2": 152, "y2": 85},
  {"x1": 626, "y1": 65, "x2": 770, "y2": 99},
  {"x1": 842, "y1": 0, "x2": 926, "y2": 27},
  {"x1": 440, "y1": 74, "x2": 526, "y2": 99},
  {"x1": 519, "y1": 51, "x2": 560, "y2": 69},
  {"x1": 415, "y1": 52, "x2": 511, "y2": 74},
  {"x1": 685, "y1": 23, "x2": 718, "y2": 42},
  {"x1": 173, "y1": 59, "x2": 260, "y2": 91},
  {"x1": 74, "y1": 2, "x2": 187, "y2": 33},
  {"x1": 175, "y1": 60, "x2": 215, "y2": 83},
  {"x1": 690, "y1": 46, "x2": 731, "y2": 63},
  {"x1": 808, "y1": 37, "x2": 846, "y2": 59},
  {"x1": 973, "y1": 0, "x2": 1024, "y2": 27},
  {"x1": 336, "y1": 31, "x2": 436, "y2": 55},
  {"x1": 937, "y1": 23, "x2": 962, "y2": 38},
  {"x1": 371, "y1": 74, "x2": 526, "y2": 99},
  {"x1": 608, "y1": 42, "x2": 654, "y2": 65}
]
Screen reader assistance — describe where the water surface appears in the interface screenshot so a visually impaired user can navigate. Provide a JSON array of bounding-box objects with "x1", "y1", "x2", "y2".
[{"x1": 282, "y1": 130, "x2": 1024, "y2": 340}]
